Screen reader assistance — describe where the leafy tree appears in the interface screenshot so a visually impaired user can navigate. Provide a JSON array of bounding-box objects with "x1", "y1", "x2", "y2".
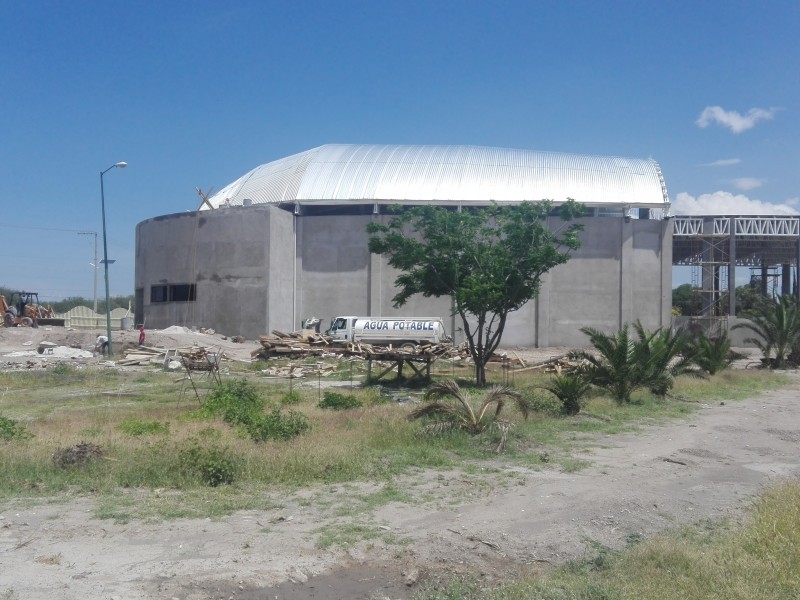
[
  {"x1": 672, "y1": 283, "x2": 702, "y2": 316},
  {"x1": 367, "y1": 201, "x2": 584, "y2": 386},
  {"x1": 732, "y1": 295, "x2": 800, "y2": 369},
  {"x1": 407, "y1": 380, "x2": 530, "y2": 452}
]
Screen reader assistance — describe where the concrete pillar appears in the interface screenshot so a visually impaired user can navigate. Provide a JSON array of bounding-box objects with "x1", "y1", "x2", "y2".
[
  {"x1": 761, "y1": 263, "x2": 769, "y2": 296},
  {"x1": 619, "y1": 217, "x2": 634, "y2": 328},
  {"x1": 782, "y1": 263, "x2": 791, "y2": 297},
  {"x1": 728, "y1": 217, "x2": 736, "y2": 316}
]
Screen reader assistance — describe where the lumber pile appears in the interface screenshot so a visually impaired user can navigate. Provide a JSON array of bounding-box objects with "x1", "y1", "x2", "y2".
[
  {"x1": 259, "y1": 363, "x2": 339, "y2": 378},
  {"x1": 251, "y1": 329, "x2": 333, "y2": 360},
  {"x1": 118, "y1": 345, "x2": 225, "y2": 368},
  {"x1": 118, "y1": 345, "x2": 171, "y2": 366}
]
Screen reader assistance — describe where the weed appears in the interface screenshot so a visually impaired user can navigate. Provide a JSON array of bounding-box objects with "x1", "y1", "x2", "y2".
[
  {"x1": 319, "y1": 391, "x2": 363, "y2": 410},
  {"x1": 280, "y1": 390, "x2": 303, "y2": 405},
  {"x1": 0, "y1": 416, "x2": 33, "y2": 441},
  {"x1": 245, "y1": 408, "x2": 310, "y2": 441},
  {"x1": 178, "y1": 441, "x2": 239, "y2": 487},
  {"x1": 117, "y1": 418, "x2": 170, "y2": 436},
  {"x1": 200, "y1": 379, "x2": 265, "y2": 425}
]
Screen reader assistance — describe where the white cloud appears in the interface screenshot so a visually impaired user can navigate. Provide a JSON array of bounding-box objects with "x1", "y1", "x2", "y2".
[
  {"x1": 695, "y1": 106, "x2": 776, "y2": 134},
  {"x1": 729, "y1": 177, "x2": 764, "y2": 191},
  {"x1": 672, "y1": 191, "x2": 798, "y2": 216},
  {"x1": 700, "y1": 158, "x2": 741, "y2": 167}
]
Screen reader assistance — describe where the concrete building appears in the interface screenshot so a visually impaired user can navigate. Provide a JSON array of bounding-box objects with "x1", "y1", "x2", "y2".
[{"x1": 135, "y1": 144, "x2": 672, "y2": 346}]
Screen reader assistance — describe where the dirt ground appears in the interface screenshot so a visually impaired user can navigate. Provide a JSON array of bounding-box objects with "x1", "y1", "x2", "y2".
[{"x1": 1, "y1": 326, "x2": 798, "y2": 599}]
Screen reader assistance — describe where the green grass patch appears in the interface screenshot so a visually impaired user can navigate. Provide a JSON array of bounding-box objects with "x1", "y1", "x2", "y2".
[{"x1": 117, "y1": 418, "x2": 170, "y2": 436}]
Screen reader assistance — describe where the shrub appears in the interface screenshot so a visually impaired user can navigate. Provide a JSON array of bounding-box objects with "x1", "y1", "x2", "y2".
[
  {"x1": 117, "y1": 418, "x2": 170, "y2": 436},
  {"x1": 541, "y1": 373, "x2": 591, "y2": 415},
  {"x1": 201, "y1": 379, "x2": 265, "y2": 425},
  {"x1": 732, "y1": 295, "x2": 800, "y2": 369},
  {"x1": 0, "y1": 416, "x2": 33, "y2": 441},
  {"x1": 245, "y1": 408, "x2": 310, "y2": 441},
  {"x1": 178, "y1": 441, "x2": 238, "y2": 486},
  {"x1": 319, "y1": 391, "x2": 363, "y2": 410},
  {"x1": 690, "y1": 332, "x2": 734, "y2": 375},
  {"x1": 280, "y1": 390, "x2": 303, "y2": 405},
  {"x1": 571, "y1": 321, "x2": 701, "y2": 403}
]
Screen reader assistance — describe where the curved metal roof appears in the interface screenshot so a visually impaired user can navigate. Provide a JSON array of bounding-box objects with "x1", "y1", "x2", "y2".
[{"x1": 205, "y1": 144, "x2": 669, "y2": 210}]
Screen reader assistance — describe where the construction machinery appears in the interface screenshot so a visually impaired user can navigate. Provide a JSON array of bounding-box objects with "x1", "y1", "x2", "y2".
[{"x1": 1, "y1": 291, "x2": 63, "y2": 328}]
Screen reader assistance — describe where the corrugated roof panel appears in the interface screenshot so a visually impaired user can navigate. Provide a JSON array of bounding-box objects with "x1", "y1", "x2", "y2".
[{"x1": 204, "y1": 144, "x2": 669, "y2": 209}]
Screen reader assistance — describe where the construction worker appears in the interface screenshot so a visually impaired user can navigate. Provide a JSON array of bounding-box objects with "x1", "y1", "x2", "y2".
[{"x1": 95, "y1": 335, "x2": 109, "y2": 356}]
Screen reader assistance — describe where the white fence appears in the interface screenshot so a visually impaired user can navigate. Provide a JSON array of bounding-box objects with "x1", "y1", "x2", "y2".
[{"x1": 52, "y1": 306, "x2": 134, "y2": 330}]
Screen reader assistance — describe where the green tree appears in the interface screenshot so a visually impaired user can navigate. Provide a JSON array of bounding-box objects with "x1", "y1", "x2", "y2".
[
  {"x1": 732, "y1": 295, "x2": 800, "y2": 369},
  {"x1": 367, "y1": 201, "x2": 584, "y2": 386},
  {"x1": 672, "y1": 283, "x2": 702, "y2": 316}
]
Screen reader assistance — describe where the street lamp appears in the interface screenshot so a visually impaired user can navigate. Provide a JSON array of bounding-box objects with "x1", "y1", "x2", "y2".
[{"x1": 100, "y1": 161, "x2": 127, "y2": 357}]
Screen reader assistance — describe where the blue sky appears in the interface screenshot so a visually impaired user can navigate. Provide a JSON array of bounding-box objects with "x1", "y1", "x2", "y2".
[{"x1": 1, "y1": 1, "x2": 798, "y2": 301}]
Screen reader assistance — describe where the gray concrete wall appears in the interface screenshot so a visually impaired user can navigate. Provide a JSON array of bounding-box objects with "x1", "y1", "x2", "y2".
[
  {"x1": 136, "y1": 206, "x2": 672, "y2": 346},
  {"x1": 136, "y1": 206, "x2": 272, "y2": 336}
]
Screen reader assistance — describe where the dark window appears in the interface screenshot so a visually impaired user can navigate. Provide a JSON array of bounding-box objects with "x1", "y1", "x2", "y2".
[
  {"x1": 169, "y1": 284, "x2": 196, "y2": 302},
  {"x1": 150, "y1": 285, "x2": 168, "y2": 303}
]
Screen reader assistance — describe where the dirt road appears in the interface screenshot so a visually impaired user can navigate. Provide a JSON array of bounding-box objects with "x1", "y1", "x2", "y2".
[{"x1": 1, "y1": 367, "x2": 798, "y2": 599}]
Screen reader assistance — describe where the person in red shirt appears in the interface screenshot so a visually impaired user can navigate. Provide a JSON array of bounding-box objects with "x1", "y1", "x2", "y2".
[{"x1": 138, "y1": 325, "x2": 145, "y2": 346}]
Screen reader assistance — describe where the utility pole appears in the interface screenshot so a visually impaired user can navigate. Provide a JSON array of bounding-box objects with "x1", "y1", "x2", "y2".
[{"x1": 78, "y1": 231, "x2": 99, "y2": 312}]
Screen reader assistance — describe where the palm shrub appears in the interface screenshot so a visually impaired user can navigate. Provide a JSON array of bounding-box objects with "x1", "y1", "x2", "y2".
[
  {"x1": 632, "y1": 321, "x2": 702, "y2": 397},
  {"x1": 690, "y1": 331, "x2": 734, "y2": 375},
  {"x1": 540, "y1": 373, "x2": 591, "y2": 415},
  {"x1": 732, "y1": 295, "x2": 800, "y2": 369},
  {"x1": 407, "y1": 380, "x2": 531, "y2": 452},
  {"x1": 571, "y1": 322, "x2": 700, "y2": 403}
]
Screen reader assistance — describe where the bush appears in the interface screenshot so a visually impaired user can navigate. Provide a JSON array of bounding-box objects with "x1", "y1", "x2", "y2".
[
  {"x1": 541, "y1": 373, "x2": 591, "y2": 415},
  {"x1": 0, "y1": 415, "x2": 33, "y2": 441},
  {"x1": 178, "y1": 441, "x2": 238, "y2": 486},
  {"x1": 245, "y1": 408, "x2": 310, "y2": 441},
  {"x1": 280, "y1": 390, "x2": 303, "y2": 405},
  {"x1": 201, "y1": 379, "x2": 265, "y2": 425},
  {"x1": 518, "y1": 389, "x2": 562, "y2": 416},
  {"x1": 690, "y1": 332, "x2": 734, "y2": 375},
  {"x1": 118, "y1": 418, "x2": 170, "y2": 436},
  {"x1": 318, "y1": 391, "x2": 363, "y2": 410}
]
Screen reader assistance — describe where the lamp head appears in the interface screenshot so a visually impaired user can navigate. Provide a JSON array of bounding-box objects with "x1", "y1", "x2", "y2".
[{"x1": 115, "y1": 162, "x2": 128, "y2": 169}]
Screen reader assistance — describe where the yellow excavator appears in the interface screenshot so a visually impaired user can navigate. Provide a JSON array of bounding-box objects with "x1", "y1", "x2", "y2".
[{"x1": 1, "y1": 291, "x2": 60, "y2": 328}]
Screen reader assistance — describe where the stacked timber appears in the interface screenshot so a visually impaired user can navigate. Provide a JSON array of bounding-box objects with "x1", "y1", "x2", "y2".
[
  {"x1": 251, "y1": 329, "x2": 333, "y2": 360},
  {"x1": 118, "y1": 345, "x2": 171, "y2": 366}
]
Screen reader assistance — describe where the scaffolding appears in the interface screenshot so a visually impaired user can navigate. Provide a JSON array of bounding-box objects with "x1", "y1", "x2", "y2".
[{"x1": 673, "y1": 215, "x2": 800, "y2": 317}]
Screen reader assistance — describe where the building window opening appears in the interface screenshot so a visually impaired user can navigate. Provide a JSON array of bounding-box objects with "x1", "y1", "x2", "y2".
[
  {"x1": 169, "y1": 284, "x2": 196, "y2": 302},
  {"x1": 150, "y1": 285, "x2": 168, "y2": 303}
]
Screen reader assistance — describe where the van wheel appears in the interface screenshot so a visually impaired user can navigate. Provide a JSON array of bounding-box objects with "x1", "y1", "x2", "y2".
[{"x1": 401, "y1": 342, "x2": 416, "y2": 352}]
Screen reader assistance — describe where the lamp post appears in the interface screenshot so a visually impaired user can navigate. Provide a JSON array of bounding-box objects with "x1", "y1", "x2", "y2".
[{"x1": 100, "y1": 161, "x2": 127, "y2": 357}]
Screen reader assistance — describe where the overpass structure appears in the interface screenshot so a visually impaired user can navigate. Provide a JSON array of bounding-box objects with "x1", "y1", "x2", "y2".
[{"x1": 672, "y1": 215, "x2": 800, "y2": 316}]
